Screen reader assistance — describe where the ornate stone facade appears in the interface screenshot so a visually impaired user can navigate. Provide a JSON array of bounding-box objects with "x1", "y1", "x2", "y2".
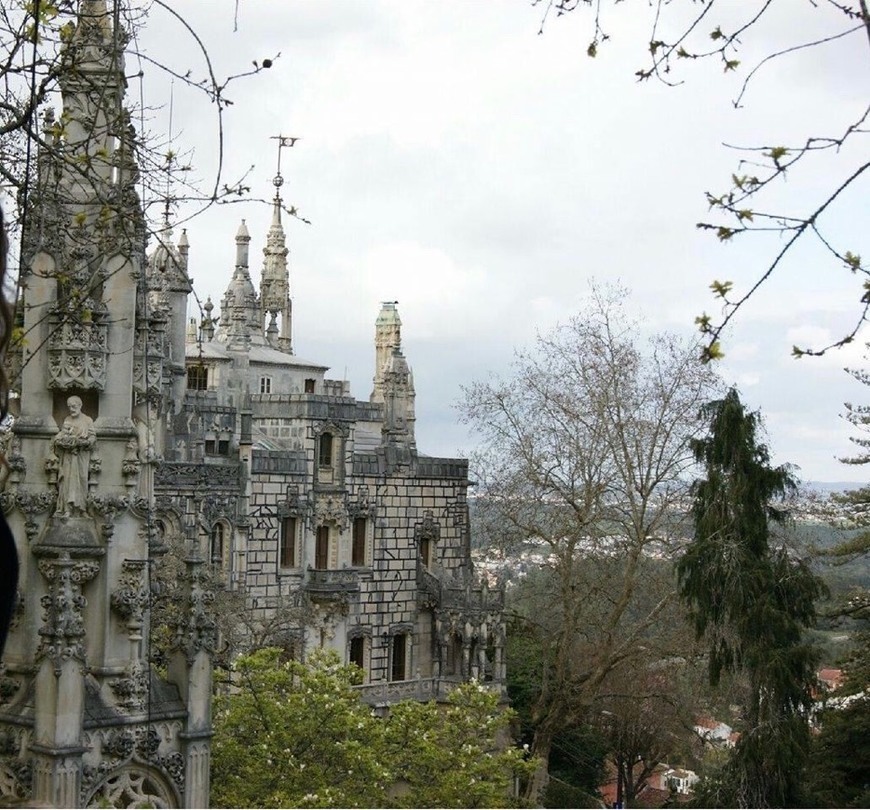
[
  {"x1": 158, "y1": 182, "x2": 506, "y2": 700},
  {"x1": 0, "y1": 2, "x2": 211, "y2": 807},
  {"x1": 1, "y1": 2, "x2": 502, "y2": 804}
]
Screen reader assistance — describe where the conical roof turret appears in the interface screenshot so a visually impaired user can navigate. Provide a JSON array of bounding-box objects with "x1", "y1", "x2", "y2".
[{"x1": 218, "y1": 220, "x2": 261, "y2": 349}]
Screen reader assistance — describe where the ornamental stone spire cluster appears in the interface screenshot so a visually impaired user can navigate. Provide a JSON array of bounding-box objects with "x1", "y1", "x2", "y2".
[
  {"x1": 260, "y1": 190, "x2": 293, "y2": 353},
  {"x1": 215, "y1": 174, "x2": 294, "y2": 355}
]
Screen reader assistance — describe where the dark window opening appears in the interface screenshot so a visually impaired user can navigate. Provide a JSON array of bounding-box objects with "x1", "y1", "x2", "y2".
[
  {"x1": 206, "y1": 439, "x2": 230, "y2": 457},
  {"x1": 318, "y1": 432, "x2": 333, "y2": 467},
  {"x1": 187, "y1": 365, "x2": 208, "y2": 390},
  {"x1": 420, "y1": 536, "x2": 432, "y2": 568},
  {"x1": 280, "y1": 516, "x2": 297, "y2": 568},
  {"x1": 304, "y1": 378, "x2": 315, "y2": 393},
  {"x1": 315, "y1": 526, "x2": 329, "y2": 570},
  {"x1": 260, "y1": 376, "x2": 272, "y2": 394},
  {"x1": 210, "y1": 524, "x2": 225, "y2": 570},
  {"x1": 391, "y1": 633, "x2": 407, "y2": 682},
  {"x1": 350, "y1": 637, "x2": 365, "y2": 670},
  {"x1": 446, "y1": 634, "x2": 462, "y2": 676},
  {"x1": 352, "y1": 518, "x2": 367, "y2": 567}
]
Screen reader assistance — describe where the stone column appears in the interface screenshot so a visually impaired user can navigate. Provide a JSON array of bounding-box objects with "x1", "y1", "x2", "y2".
[
  {"x1": 167, "y1": 556, "x2": 215, "y2": 808},
  {"x1": 31, "y1": 555, "x2": 99, "y2": 807}
]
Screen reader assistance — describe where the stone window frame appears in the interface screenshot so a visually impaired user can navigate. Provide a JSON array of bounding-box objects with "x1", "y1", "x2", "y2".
[
  {"x1": 351, "y1": 516, "x2": 369, "y2": 567},
  {"x1": 260, "y1": 375, "x2": 272, "y2": 394},
  {"x1": 415, "y1": 511, "x2": 440, "y2": 569},
  {"x1": 187, "y1": 363, "x2": 208, "y2": 390},
  {"x1": 209, "y1": 519, "x2": 231, "y2": 576},
  {"x1": 279, "y1": 514, "x2": 298, "y2": 569},
  {"x1": 318, "y1": 431, "x2": 334, "y2": 468},
  {"x1": 347, "y1": 625, "x2": 372, "y2": 681},
  {"x1": 387, "y1": 622, "x2": 414, "y2": 683},
  {"x1": 313, "y1": 422, "x2": 348, "y2": 487},
  {"x1": 276, "y1": 487, "x2": 302, "y2": 574},
  {"x1": 314, "y1": 524, "x2": 331, "y2": 570}
]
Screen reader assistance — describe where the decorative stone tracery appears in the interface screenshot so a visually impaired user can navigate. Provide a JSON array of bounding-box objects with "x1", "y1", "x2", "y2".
[
  {"x1": 46, "y1": 312, "x2": 109, "y2": 391},
  {"x1": 36, "y1": 557, "x2": 100, "y2": 668},
  {"x1": 85, "y1": 764, "x2": 176, "y2": 809},
  {"x1": 312, "y1": 493, "x2": 348, "y2": 530}
]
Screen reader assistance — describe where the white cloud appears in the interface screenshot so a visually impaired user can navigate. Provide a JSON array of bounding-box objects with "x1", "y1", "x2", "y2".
[{"x1": 140, "y1": 0, "x2": 870, "y2": 483}]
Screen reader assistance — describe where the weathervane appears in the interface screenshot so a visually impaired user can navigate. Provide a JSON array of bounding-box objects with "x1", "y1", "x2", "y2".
[{"x1": 270, "y1": 134, "x2": 300, "y2": 194}]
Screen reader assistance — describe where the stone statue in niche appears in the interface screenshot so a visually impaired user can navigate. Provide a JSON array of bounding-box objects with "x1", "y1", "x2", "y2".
[{"x1": 52, "y1": 395, "x2": 96, "y2": 516}]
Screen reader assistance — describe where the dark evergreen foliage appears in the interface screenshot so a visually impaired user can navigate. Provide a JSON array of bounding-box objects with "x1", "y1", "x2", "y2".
[{"x1": 677, "y1": 388, "x2": 826, "y2": 808}]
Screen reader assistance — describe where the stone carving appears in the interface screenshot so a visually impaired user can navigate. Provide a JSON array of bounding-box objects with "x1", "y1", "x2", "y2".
[
  {"x1": 85, "y1": 765, "x2": 175, "y2": 809},
  {"x1": 201, "y1": 493, "x2": 235, "y2": 525},
  {"x1": 109, "y1": 662, "x2": 148, "y2": 711},
  {"x1": 46, "y1": 312, "x2": 109, "y2": 391},
  {"x1": 51, "y1": 396, "x2": 96, "y2": 517},
  {"x1": 121, "y1": 438, "x2": 141, "y2": 486},
  {"x1": 348, "y1": 486, "x2": 372, "y2": 519},
  {"x1": 36, "y1": 557, "x2": 100, "y2": 668},
  {"x1": 136, "y1": 727, "x2": 161, "y2": 760},
  {"x1": 155, "y1": 461, "x2": 240, "y2": 488},
  {"x1": 110, "y1": 560, "x2": 148, "y2": 635},
  {"x1": 12, "y1": 491, "x2": 54, "y2": 541},
  {"x1": 312, "y1": 493, "x2": 348, "y2": 530},
  {"x1": 171, "y1": 557, "x2": 217, "y2": 664},
  {"x1": 0, "y1": 432, "x2": 26, "y2": 485},
  {"x1": 87, "y1": 493, "x2": 129, "y2": 541},
  {"x1": 0, "y1": 666, "x2": 21, "y2": 704},
  {"x1": 0, "y1": 760, "x2": 31, "y2": 802},
  {"x1": 276, "y1": 485, "x2": 301, "y2": 518},
  {"x1": 105, "y1": 731, "x2": 136, "y2": 760},
  {"x1": 82, "y1": 721, "x2": 185, "y2": 804}
]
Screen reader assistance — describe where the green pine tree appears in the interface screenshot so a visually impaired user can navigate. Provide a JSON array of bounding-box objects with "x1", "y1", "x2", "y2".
[{"x1": 677, "y1": 388, "x2": 826, "y2": 808}]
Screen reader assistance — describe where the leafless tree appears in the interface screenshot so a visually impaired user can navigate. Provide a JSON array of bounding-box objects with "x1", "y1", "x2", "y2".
[{"x1": 460, "y1": 283, "x2": 719, "y2": 801}]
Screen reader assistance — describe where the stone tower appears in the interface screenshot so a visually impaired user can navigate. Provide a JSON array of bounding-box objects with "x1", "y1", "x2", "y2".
[{"x1": 0, "y1": 2, "x2": 212, "y2": 807}]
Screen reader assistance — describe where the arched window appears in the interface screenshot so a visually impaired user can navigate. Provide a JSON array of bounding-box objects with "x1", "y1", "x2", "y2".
[
  {"x1": 318, "y1": 432, "x2": 333, "y2": 467},
  {"x1": 210, "y1": 523, "x2": 226, "y2": 571}
]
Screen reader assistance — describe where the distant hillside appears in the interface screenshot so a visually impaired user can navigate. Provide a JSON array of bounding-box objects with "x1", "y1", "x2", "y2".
[{"x1": 805, "y1": 481, "x2": 867, "y2": 496}]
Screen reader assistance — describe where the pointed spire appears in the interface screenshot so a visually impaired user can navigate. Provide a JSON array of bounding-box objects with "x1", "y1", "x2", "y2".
[
  {"x1": 260, "y1": 161, "x2": 293, "y2": 352},
  {"x1": 219, "y1": 226, "x2": 260, "y2": 349},
  {"x1": 146, "y1": 214, "x2": 191, "y2": 295},
  {"x1": 261, "y1": 194, "x2": 291, "y2": 352},
  {"x1": 61, "y1": 0, "x2": 127, "y2": 176}
]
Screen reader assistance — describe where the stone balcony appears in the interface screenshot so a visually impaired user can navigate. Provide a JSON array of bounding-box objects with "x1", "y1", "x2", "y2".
[
  {"x1": 417, "y1": 565, "x2": 505, "y2": 612},
  {"x1": 354, "y1": 676, "x2": 506, "y2": 707},
  {"x1": 303, "y1": 567, "x2": 361, "y2": 600}
]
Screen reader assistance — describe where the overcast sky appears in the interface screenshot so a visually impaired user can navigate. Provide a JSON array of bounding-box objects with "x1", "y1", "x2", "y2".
[{"x1": 134, "y1": 1, "x2": 868, "y2": 484}]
